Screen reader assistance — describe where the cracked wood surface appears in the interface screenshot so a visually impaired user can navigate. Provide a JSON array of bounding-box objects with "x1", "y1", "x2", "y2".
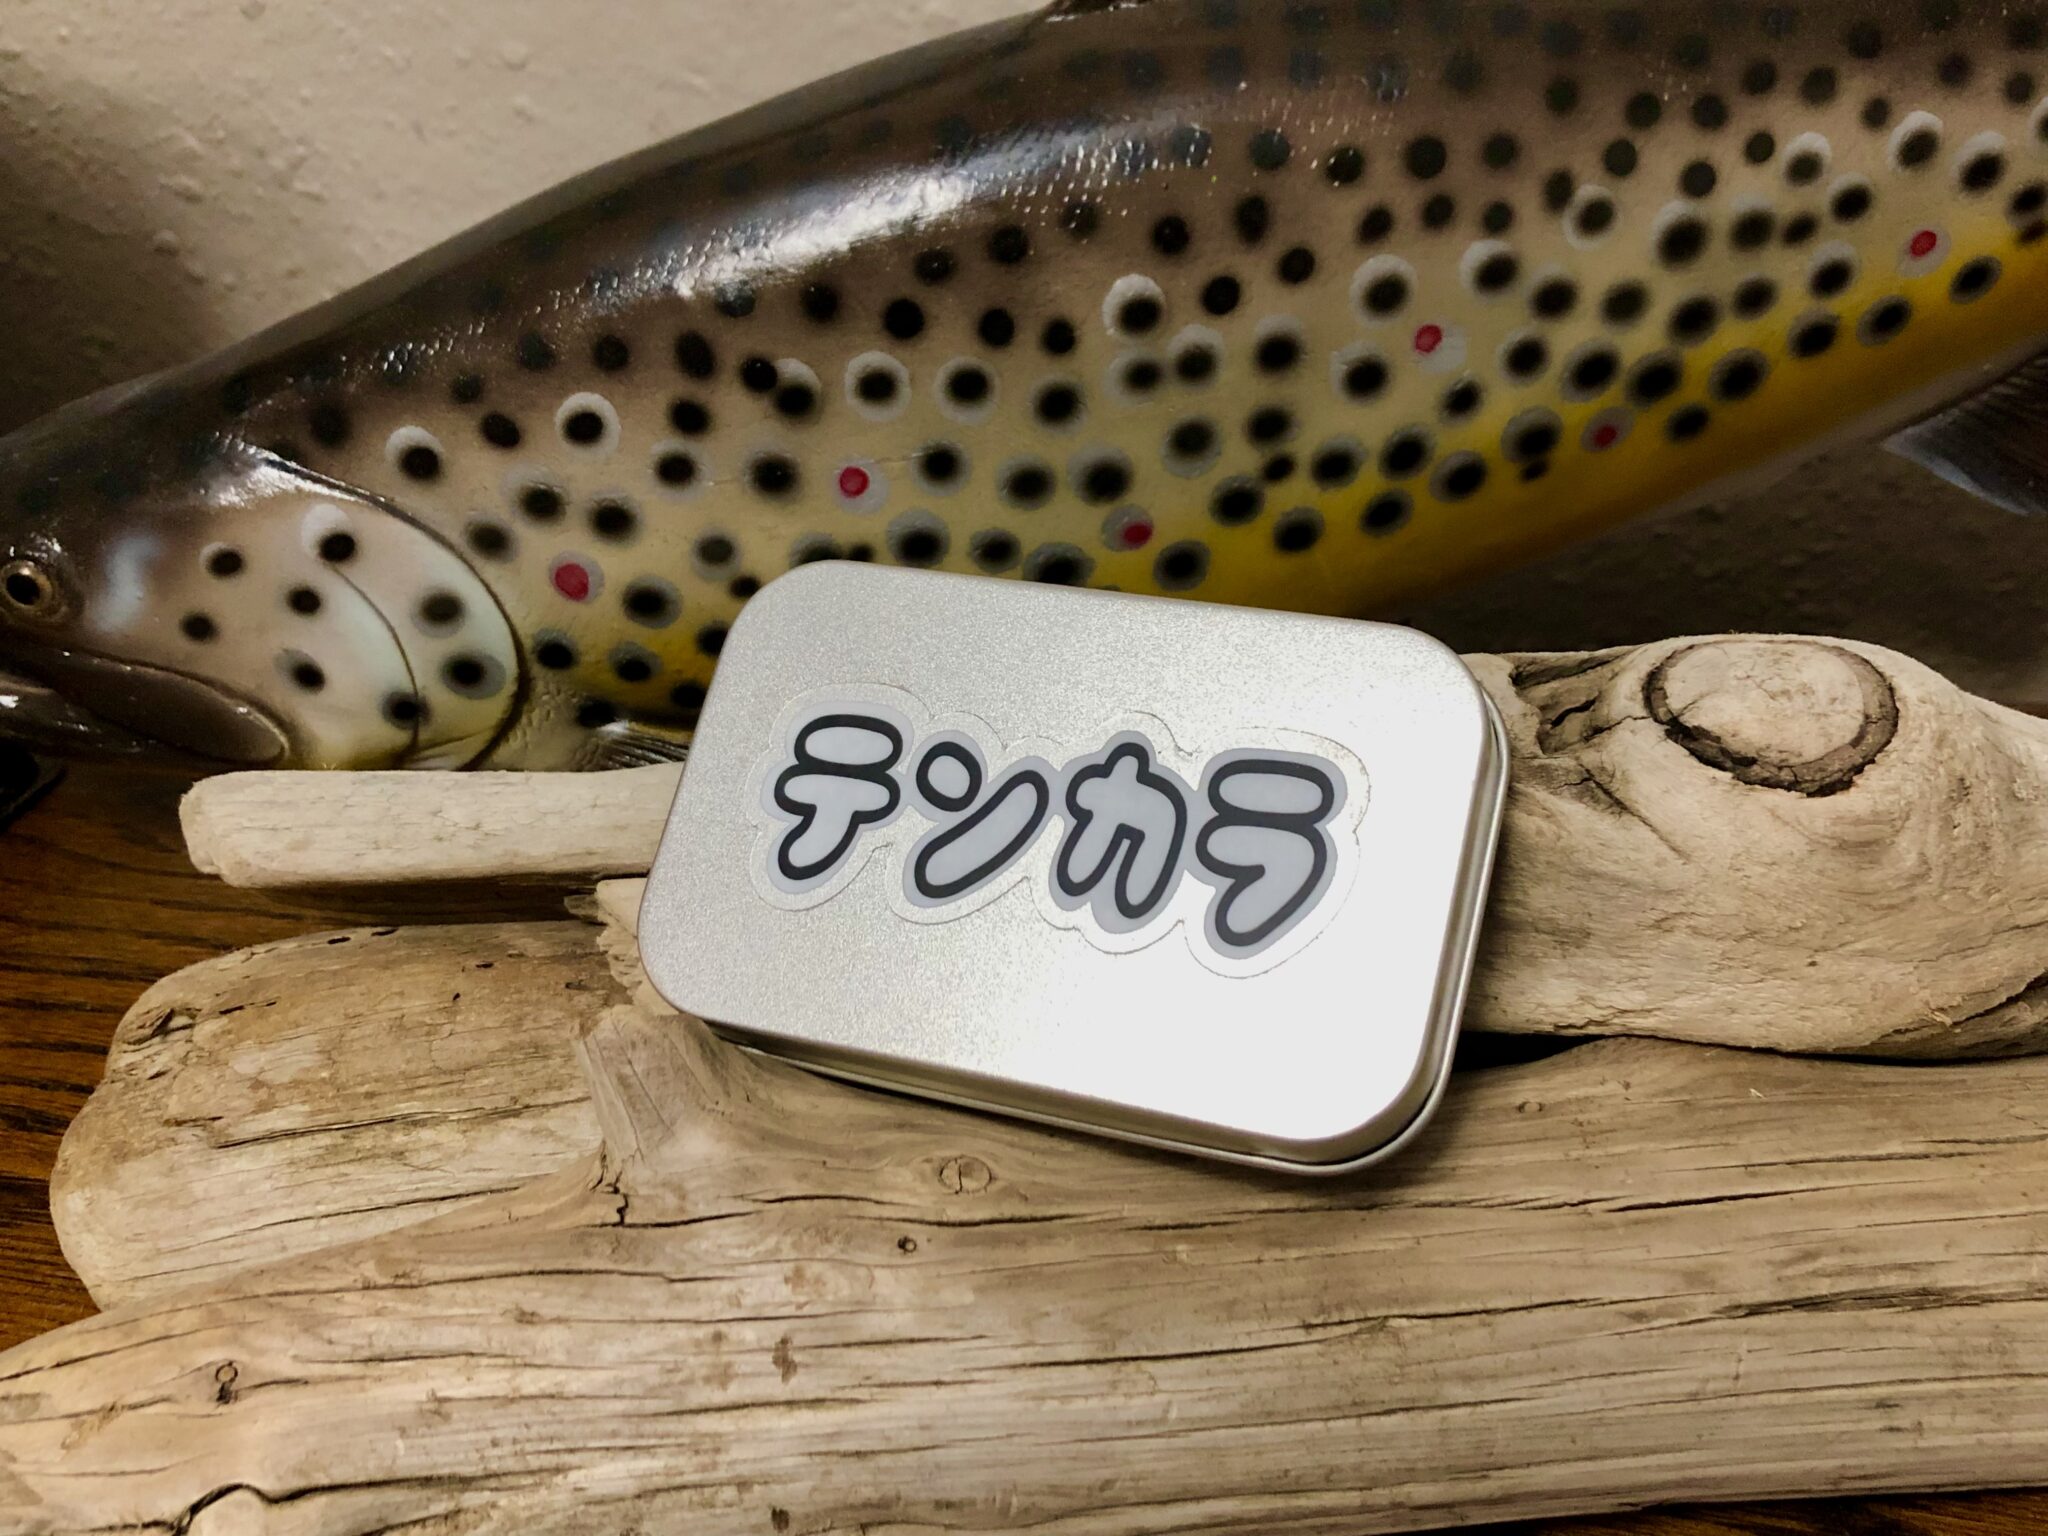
[{"x1": 8, "y1": 1004, "x2": 2048, "y2": 1535}]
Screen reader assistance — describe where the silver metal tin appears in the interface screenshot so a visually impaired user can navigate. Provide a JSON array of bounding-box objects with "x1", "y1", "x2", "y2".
[{"x1": 640, "y1": 563, "x2": 1508, "y2": 1174}]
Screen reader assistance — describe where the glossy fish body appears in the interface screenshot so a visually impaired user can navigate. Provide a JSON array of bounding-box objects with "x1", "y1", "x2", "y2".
[{"x1": 4, "y1": 0, "x2": 2048, "y2": 769}]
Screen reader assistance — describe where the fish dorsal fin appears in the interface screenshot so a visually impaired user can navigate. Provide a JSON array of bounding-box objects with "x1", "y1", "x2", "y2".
[
  {"x1": 1886, "y1": 351, "x2": 2048, "y2": 517},
  {"x1": 572, "y1": 720, "x2": 694, "y2": 771}
]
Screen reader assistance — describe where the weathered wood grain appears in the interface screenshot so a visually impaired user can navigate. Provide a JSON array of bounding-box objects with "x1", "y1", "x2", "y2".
[
  {"x1": 8, "y1": 1005, "x2": 2048, "y2": 1535},
  {"x1": 48, "y1": 921, "x2": 621, "y2": 1307}
]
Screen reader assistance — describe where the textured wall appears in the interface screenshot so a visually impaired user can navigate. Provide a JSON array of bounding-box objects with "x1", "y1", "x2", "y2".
[{"x1": 2, "y1": 0, "x2": 2044, "y2": 701}]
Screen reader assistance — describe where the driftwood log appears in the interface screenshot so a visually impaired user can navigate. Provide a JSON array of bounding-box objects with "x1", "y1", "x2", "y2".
[
  {"x1": 179, "y1": 634, "x2": 2048, "y2": 1060},
  {"x1": 12, "y1": 1007, "x2": 2048, "y2": 1534},
  {"x1": 12, "y1": 631, "x2": 2048, "y2": 1533},
  {"x1": 48, "y1": 632, "x2": 2048, "y2": 1309}
]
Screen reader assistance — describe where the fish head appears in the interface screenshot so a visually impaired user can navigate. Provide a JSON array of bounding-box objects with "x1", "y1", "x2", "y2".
[{"x1": 0, "y1": 400, "x2": 522, "y2": 769}]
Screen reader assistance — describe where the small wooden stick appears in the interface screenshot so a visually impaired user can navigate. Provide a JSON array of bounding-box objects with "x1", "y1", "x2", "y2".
[
  {"x1": 11, "y1": 1004, "x2": 2048, "y2": 1536},
  {"x1": 179, "y1": 762, "x2": 680, "y2": 887}
]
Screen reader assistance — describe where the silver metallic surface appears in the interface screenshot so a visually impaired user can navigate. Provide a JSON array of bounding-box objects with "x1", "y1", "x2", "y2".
[{"x1": 641, "y1": 563, "x2": 1506, "y2": 1173}]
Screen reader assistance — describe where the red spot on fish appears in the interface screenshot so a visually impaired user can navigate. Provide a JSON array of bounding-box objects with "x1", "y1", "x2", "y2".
[
  {"x1": 1413, "y1": 323, "x2": 1444, "y2": 355},
  {"x1": 838, "y1": 465, "x2": 871, "y2": 499},
  {"x1": 1909, "y1": 229, "x2": 1939, "y2": 259},
  {"x1": 1119, "y1": 518, "x2": 1154, "y2": 549},
  {"x1": 1590, "y1": 423, "x2": 1620, "y2": 450},
  {"x1": 552, "y1": 562, "x2": 592, "y2": 601}
]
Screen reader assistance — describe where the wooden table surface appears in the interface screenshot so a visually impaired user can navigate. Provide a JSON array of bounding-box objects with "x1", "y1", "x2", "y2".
[{"x1": 4, "y1": 759, "x2": 2045, "y2": 1536}]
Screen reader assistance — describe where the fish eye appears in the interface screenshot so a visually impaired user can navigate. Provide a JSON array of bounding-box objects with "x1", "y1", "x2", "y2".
[{"x1": 0, "y1": 558, "x2": 62, "y2": 620}]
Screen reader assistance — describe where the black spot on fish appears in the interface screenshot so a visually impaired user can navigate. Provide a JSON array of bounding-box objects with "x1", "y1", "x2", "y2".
[
  {"x1": 988, "y1": 225, "x2": 1031, "y2": 264},
  {"x1": 1952, "y1": 256, "x2": 2001, "y2": 301},
  {"x1": 516, "y1": 333, "x2": 555, "y2": 371},
  {"x1": 1325, "y1": 146, "x2": 1366, "y2": 185},
  {"x1": 1380, "y1": 429, "x2": 1431, "y2": 478},
  {"x1": 1235, "y1": 195, "x2": 1272, "y2": 243},
  {"x1": 591, "y1": 501, "x2": 638, "y2": 541},
  {"x1": 1627, "y1": 352, "x2": 1683, "y2": 404},
  {"x1": 1169, "y1": 125, "x2": 1214, "y2": 166},
  {"x1": 1790, "y1": 313, "x2": 1839, "y2": 356},
  {"x1": 480, "y1": 413, "x2": 521, "y2": 449},
  {"x1": 1405, "y1": 136, "x2": 1448, "y2": 178},
  {"x1": 593, "y1": 335, "x2": 631, "y2": 372},
  {"x1": 1061, "y1": 201, "x2": 1101, "y2": 239},
  {"x1": 1211, "y1": 479, "x2": 1263, "y2": 524},
  {"x1": 1153, "y1": 215, "x2": 1192, "y2": 254},
  {"x1": 802, "y1": 283, "x2": 842, "y2": 320},
  {"x1": 1362, "y1": 491, "x2": 1411, "y2": 534},
  {"x1": 979, "y1": 308, "x2": 1017, "y2": 348},
  {"x1": 308, "y1": 403, "x2": 350, "y2": 447},
  {"x1": 1597, "y1": 284, "x2": 1646, "y2": 329},
  {"x1": 676, "y1": 331, "x2": 716, "y2": 378},
  {"x1": 399, "y1": 443, "x2": 442, "y2": 481},
  {"x1": 1667, "y1": 404, "x2": 1710, "y2": 441},
  {"x1": 1711, "y1": 350, "x2": 1769, "y2": 399}
]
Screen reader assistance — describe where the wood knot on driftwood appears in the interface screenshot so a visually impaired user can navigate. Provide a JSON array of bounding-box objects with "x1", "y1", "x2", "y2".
[{"x1": 1644, "y1": 640, "x2": 1898, "y2": 797}]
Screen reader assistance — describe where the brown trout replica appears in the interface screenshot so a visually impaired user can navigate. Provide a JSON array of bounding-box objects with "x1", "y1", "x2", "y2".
[{"x1": 3, "y1": 0, "x2": 2047, "y2": 770}]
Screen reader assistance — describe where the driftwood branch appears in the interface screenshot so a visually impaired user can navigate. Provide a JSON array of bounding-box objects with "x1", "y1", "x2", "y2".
[
  {"x1": 49, "y1": 633, "x2": 2048, "y2": 1308},
  {"x1": 179, "y1": 764, "x2": 678, "y2": 888},
  {"x1": 176, "y1": 635, "x2": 2048, "y2": 1059},
  {"x1": 10, "y1": 1001, "x2": 2048, "y2": 1535}
]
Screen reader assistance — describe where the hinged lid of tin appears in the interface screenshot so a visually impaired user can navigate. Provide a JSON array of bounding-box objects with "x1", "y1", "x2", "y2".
[{"x1": 640, "y1": 563, "x2": 1507, "y2": 1174}]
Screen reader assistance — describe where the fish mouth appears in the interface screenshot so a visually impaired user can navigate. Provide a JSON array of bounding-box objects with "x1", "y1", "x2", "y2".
[{"x1": 0, "y1": 645, "x2": 289, "y2": 766}]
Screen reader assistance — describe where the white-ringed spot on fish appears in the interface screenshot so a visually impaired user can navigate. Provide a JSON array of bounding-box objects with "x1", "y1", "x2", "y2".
[
  {"x1": 1582, "y1": 408, "x2": 1633, "y2": 454},
  {"x1": 548, "y1": 554, "x2": 600, "y2": 604},
  {"x1": 383, "y1": 427, "x2": 444, "y2": 483},
  {"x1": 1101, "y1": 506, "x2": 1155, "y2": 552},
  {"x1": 1103, "y1": 274, "x2": 1168, "y2": 339},
  {"x1": 845, "y1": 351, "x2": 909, "y2": 421},
  {"x1": 836, "y1": 461, "x2": 889, "y2": 514},
  {"x1": 554, "y1": 394, "x2": 621, "y2": 454},
  {"x1": 1901, "y1": 226, "x2": 1951, "y2": 275},
  {"x1": 1413, "y1": 323, "x2": 1467, "y2": 373}
]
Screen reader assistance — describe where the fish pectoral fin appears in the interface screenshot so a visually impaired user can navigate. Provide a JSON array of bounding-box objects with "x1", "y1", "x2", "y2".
[
  {"x1": 571, "y1": 719, "x2": 694, "y2": 771},
  {"x1": 1886, "y1": 351, "x2": 2048, "y2": 517}
]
